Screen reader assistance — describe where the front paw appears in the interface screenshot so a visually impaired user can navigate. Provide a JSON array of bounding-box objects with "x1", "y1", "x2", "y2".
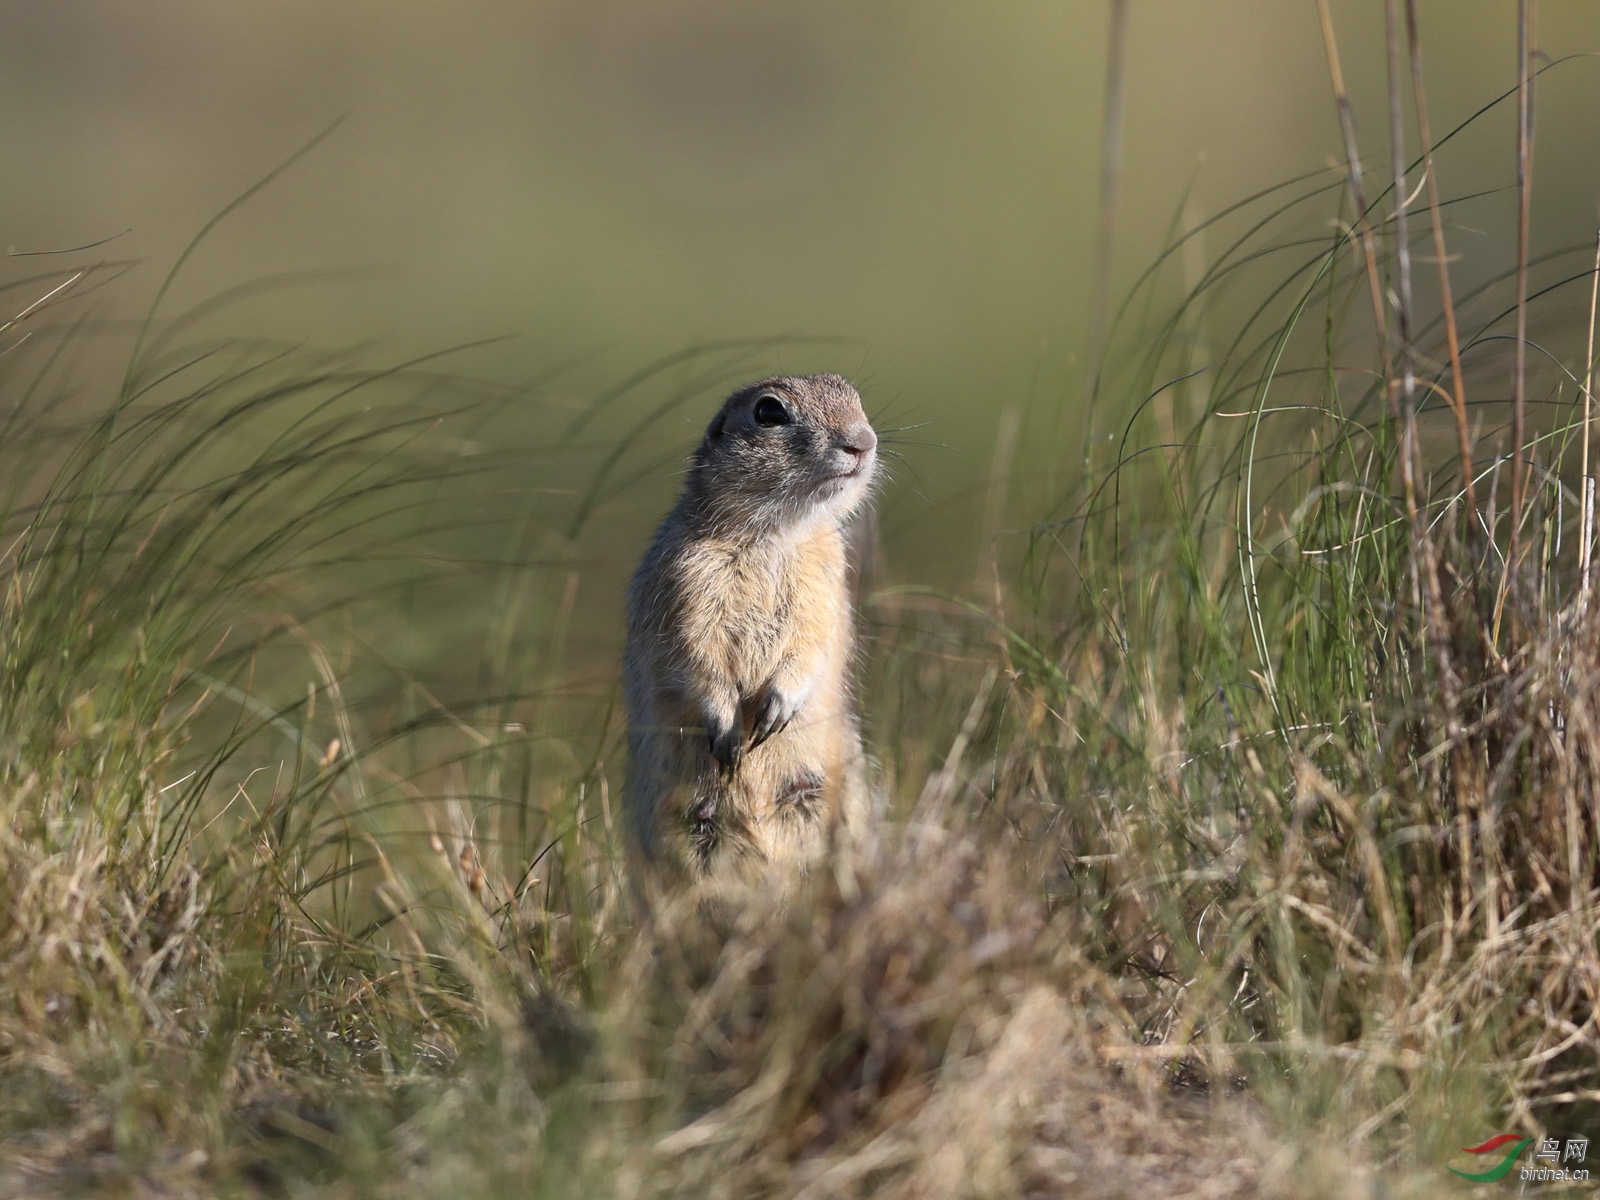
[
  {"x1": 750, "y1": 687, "x2": 801, "y2": 750},
  {"x1": 707, "y1": 722, "x2": 744, "y2": 777}
]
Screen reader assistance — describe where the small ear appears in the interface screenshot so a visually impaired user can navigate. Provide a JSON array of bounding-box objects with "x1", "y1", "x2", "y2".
[{"x1": 706, "y1": 411, "x2": 727, "y2": 439}]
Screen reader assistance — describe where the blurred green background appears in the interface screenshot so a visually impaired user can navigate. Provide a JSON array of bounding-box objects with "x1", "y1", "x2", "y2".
[{"x1": 5, "y1": 0, "x2": 1600, "y2": 671}]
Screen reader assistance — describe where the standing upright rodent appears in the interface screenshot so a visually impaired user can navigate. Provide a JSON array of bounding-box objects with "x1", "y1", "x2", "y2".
[{"x1": 624, "y1": 374, "x2": 878, "y2": 884}]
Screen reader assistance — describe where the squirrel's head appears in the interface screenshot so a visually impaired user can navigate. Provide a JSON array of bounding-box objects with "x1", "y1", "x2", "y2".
[{"x1": 691, "y1": 374, "x2": 878, "y2": 532}]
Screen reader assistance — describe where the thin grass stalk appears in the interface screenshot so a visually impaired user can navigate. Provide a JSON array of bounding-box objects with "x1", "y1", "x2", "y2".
[
  {"x1": 1079, "y1": 0, "x2": 1129, "y2": 474},
  {"x1": 1400, "y1": 0, "x2": 1487, "y2": 966},
  {"x1": 1384, "y1": 0, "x2": 1415, "y2": 444},
  {"x1": 1508, "y1": 0, "x2": 1535, "y2": 595},
  {"x1": 1403, "y1": 0, "x2": 1477, "y2": 521},
  {"x1": 1581, "y1": 223, "x2": 1599, "y2": 610},
  {"x1": 1382, "y1": 6, "x2": 1465, "y2": 891},
  {"x1": 1313, "y1": 1, "x2": 1396, "y2": 422},
  {"x1": 1381, "y1": 0, "x2": 1439, "y2": 574}
]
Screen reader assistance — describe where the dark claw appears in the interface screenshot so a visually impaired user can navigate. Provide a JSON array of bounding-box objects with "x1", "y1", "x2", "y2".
[
  {"x1": 749, "y1": 690, "x2": 795, "y2": 750},
  {"x1": 708, "y1": 724, "x2": 744, "y2": 776}
]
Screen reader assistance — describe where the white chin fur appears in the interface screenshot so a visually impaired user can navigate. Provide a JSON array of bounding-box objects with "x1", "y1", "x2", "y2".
[{"x1": 812, "y1": 471, "x2": 872, "y2": 518}]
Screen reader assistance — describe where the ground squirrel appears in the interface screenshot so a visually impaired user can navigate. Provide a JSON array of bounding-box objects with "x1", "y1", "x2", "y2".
[{"x1": 624, "y1": 373, "x2": 877, "y2": 883}]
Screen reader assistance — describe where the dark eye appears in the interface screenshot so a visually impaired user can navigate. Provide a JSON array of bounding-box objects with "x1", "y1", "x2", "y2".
[{"x1": 753, "y1": 395, "x2": 792, "y2": 427}]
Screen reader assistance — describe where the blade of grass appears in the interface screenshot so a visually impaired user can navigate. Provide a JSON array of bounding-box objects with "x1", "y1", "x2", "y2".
[
  {"x1": 1078, "y1": 0, "x2": 1131, "y2": 478},
  {"x1": 1508, "y1": 0, "x2": 1535, "y2": 597},
  {"x1": 1404, "y1": 0, "x2": 1477, "y2": 522}
]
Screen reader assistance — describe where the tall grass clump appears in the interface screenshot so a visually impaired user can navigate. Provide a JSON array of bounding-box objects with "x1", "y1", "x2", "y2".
[
  {"x1": 981, "y1": 0, "x2": 1600, "y2": 1165},
  {"x1": 0, "y1": 211, "x2": 582, "y2": 1191}
]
